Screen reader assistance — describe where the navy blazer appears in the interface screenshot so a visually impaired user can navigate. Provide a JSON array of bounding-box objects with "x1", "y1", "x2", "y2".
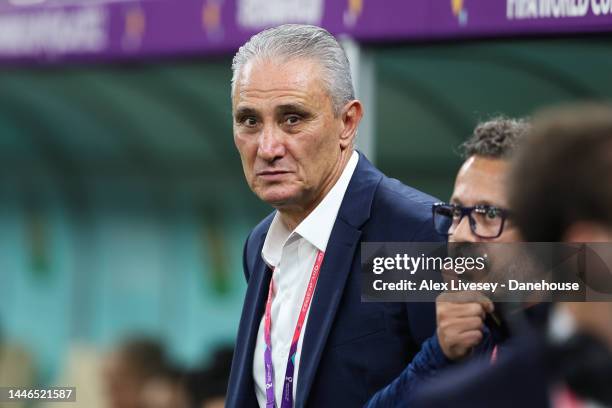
[{"x1": 226, "y1": 152, "x2": 443, "y2": 408}]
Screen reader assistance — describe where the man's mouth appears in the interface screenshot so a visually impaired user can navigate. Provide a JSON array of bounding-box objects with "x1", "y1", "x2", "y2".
[{"x1": 256, "y1": 170, "x2": 292, "y2": 180}]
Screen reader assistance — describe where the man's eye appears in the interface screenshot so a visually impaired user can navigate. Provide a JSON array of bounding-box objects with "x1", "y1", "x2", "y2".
[
  {"x1": 485, "y1": 208, "x2": 499, "y2": 219},
  {"x1": 241, "y1": 117, "x2": 258, "y2": 127},
  {"x1": 478, "y1": 207, "x2": 499, "y2": 220},
  {"x1": 285, "y1": 115, "x2": 301, "y2": 125}
]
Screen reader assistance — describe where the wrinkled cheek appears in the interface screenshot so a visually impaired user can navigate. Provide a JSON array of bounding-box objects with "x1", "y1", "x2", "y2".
[
  {"x1": 246, "y1": 173, "x2": 262, "y2": 196},
  {"x1": 234, "y1": 134, "x2": 256, "y2": 157},
  {"x1": 236, "y1": 144, "x2": 251, "y2": 164},
  {"x1": 236, "y1": 148, "x2": 256, "y2": 182}
]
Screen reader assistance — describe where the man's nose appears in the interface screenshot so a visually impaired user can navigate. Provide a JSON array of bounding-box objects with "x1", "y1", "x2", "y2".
[
  {"x1": 257, "y1": 124, "x2": 285, "y2": 162},
  {"x1": 450, "y1": 215, "x2": 478, "y2": 243}
]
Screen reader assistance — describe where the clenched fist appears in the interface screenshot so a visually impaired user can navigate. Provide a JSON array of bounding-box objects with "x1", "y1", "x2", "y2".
[{"x1": 436, "y1": 291, "x2": 494, "y2": 360}]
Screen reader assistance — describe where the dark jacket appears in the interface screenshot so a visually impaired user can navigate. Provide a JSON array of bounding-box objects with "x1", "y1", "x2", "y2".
[
  {"x1": 367, "y1": 303, "x2": 552, "y2": 408},
  {"x1": 226, "y1": 152, "x2": 443, "y2": 408}
]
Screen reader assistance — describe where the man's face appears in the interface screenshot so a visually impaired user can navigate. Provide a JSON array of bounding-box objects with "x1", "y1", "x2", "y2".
[
  {"x1": 449, "y1": 155, "x2": 520, "y2": 243},
  {"x1": 446, "y1": 155, "x2": 526, "y2": 292},
  {"x1": 232, "y1": 57, "x2": 349, "y2": 211}
]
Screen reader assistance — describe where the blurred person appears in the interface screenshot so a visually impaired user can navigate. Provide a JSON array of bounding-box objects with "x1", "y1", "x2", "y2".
[
  {"x1": 0, "y1": 323, "x2": 35, "y2": 408},
  {"x1": 141, "y1": 367, "x2": 189, "y2": 408},
  {"x1": 183, "y1": 346, "x2": 233, "y2": 408},
  {"x1": 410, "y1": 103, "x2": 612, "y2": 408},
  {"x1": 41, "y1": 344, "x2": 107, "y2": 408},
  {"x1": 227, "y1": 24, "x2": 443, "y2": 408},
  {"x1": 367, "y1": 117, "x2": 550, "y2": 407},
  {"x1": 199, "y1": 346, "x2": 233, "y2": 408},
  {"x1": 102, "y1": 338, "x2": 168, "y2": 408}
]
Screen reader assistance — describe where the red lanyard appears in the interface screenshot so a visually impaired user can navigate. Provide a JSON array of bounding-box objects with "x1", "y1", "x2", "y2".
[{"x1": 263, "y1": 250, "x2": 324, "y2": 408}]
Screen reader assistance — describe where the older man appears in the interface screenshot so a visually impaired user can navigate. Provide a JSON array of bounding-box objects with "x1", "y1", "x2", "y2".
[{"x1": 226, "y1": 24, "x2": 442, "y2": 407}]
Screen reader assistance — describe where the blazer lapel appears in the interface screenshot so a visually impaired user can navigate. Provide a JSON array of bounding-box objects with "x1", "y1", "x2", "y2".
[
  {"x1": 296, "y1": 152, "x2": 382, "y2": 406},
  {"x1": 233, "y1": 232, "x2": 271, "y2": 407}
]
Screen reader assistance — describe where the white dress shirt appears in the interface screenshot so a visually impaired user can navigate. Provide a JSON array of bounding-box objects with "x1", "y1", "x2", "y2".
[{"x1": 253, "y1": 151, "x2": 359, "y2": 407}]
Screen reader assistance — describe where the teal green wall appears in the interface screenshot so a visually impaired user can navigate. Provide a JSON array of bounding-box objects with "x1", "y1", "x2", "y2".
[{"x1": 373, "y1": 37, "x2": 612, "y2": 200}]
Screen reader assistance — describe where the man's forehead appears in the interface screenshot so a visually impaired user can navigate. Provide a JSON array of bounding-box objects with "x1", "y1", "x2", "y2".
[
  {"x1": 451, "y1": 156, "x2": 510, "y2": 206},
  {"x1": 240, "y1": 57, "x2": 318, "y2": 84},
  {"x1": 234, "y1": 57, "x2": 327, "y2": 104}
]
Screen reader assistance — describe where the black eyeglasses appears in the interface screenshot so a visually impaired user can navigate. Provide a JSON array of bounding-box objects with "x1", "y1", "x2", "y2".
[{"x1": 432, "y1": 202, "x2": 512, "y2": 239}]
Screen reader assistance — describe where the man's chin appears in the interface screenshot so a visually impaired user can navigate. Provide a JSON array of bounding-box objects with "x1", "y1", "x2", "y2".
[{"x1": 257, "y1": 190, "x2": 300, "y2": 209}]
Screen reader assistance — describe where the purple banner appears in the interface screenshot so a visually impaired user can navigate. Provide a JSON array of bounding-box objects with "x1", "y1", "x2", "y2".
[{"x1": 0, "y1": 0, "x2": 611, "y2": 64}]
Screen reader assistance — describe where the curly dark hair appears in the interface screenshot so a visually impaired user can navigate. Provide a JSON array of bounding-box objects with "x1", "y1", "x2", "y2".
[
  {"x1": 460, "y1": 116, "x2": 531, "y2": 160},
  {"x1": 509, "y1": 103, "x2": 612, "y2": 242}
]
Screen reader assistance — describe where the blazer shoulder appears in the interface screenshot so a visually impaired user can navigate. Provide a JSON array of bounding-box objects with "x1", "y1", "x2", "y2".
[
  {"x1": 243, "y1": 211, "x2": 275, "y2": 279},
  {"x1": 378, "y1": 175, "x2": 441, "y2": 208},
  {"x1": 368, "y1": 176, "x2": 443, "y2": 241}
]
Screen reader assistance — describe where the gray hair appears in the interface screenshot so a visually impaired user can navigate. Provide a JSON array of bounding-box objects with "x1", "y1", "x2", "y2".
[
  {"x1": 460, "y1": 116, "x2": 531, "y2": 160},
  {"x1": 231, "y1": 24, "x2": 355, "y2": 115}
]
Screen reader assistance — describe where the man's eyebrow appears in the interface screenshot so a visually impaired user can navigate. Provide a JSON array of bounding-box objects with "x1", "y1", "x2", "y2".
[
  {"x1": 474, "y1": 200, "x2": 504, "y2": 207},
  {"x1": 450, "y1": 197, "x2": 463, "y2": 206},
  {"x1": 451, "y1": 198, "x2": 505, "y2": 208},
  {"x1": 276, "y1": 103, "x2": 312, "y2": 115},
  {"x1": 234, "y1": 107, "x2": 259, "y2": 118}
]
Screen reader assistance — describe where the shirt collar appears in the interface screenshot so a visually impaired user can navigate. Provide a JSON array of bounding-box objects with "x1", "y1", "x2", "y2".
[{"x1": 261, "y1": 151, "x2": 359, "y2": 268}]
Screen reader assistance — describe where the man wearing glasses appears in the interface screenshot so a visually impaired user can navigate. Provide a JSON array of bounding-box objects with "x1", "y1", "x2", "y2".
[
  {"x1": 410, "y1": 104, "x2": 612, "y2": 408},
  {"x1": 366, "y1": 117, "x2": 530, "y2": 407}
]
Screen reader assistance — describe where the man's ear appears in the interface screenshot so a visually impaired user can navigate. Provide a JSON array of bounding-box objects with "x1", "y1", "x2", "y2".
[{"x1": 339, "y1": 100, "x2": 364, "y2": 149}]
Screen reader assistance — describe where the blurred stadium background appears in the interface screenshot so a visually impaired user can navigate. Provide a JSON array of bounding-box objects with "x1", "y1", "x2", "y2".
[{"x1": 1, "y1": 0, "x2": 612, "y2": 406}]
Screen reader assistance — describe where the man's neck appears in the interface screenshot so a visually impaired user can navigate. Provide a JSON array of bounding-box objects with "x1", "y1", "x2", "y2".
[{"x1": 279, "y1": 149, "x2": 353, "y2": 231}]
